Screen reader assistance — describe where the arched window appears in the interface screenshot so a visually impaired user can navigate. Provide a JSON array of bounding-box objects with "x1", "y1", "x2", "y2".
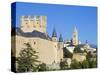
[{"x1": 34, "y1": 42, "x2": 36, "y2": 45}]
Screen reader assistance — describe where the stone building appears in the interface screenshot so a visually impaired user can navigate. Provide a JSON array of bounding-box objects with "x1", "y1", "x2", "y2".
[
  {"x1": 11, "y1": 16, "x2": 63, "y2": 70},
  {"x1": 72, "y1": 26, "x2": 79, "y2": 45}
]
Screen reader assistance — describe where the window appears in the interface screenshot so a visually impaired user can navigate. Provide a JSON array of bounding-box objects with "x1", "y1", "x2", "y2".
[
  {"x1": 73, "y1": 35, "x2": 76, "y2": 37},
  {"x1": 34, "y1": 42, "x2": 36, "y2": 45},
  {"x1": 25, "y1": 20, "x2": 28, "y2": 24},
  {"x1": 55, "y1": 45, "x2": 56, "y2": 48},
  {"x1": 26, "y1": 22, "x2": 28, "y2": 24}
]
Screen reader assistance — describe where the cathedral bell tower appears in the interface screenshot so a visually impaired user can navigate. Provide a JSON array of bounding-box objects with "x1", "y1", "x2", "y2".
[{"x1": 72, "y1": 26, "x2": 79, "y2": 45}]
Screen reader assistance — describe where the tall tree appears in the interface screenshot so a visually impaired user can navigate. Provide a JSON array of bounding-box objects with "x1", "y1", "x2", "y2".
[
  {"x1": 17, "y1": 42, "x2": 40, "y2": 72},
  {"x1": 74, "y1": 46, "x2": 83, "y2": 53},
  {"x1": 60, "y1": 59, "x2": 68, "y2": 70},
  {"x1": 70, "y1": 59, "x2": 81, "y2": 69}
]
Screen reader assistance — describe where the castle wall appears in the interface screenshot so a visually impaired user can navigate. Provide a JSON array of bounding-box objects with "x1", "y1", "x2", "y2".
[
  {"x1": 12, "y1": 35, "x2": 58, "y2": 64},
  {"x1": 57, "y1": 42, "x2": 63, "y2": 62},
  {"x1": 11, "y1": 15, "x2": 64, "y2": 70}
]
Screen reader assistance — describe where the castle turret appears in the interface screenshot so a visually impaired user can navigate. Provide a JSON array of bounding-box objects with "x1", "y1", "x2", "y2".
[
  {"x1": 57, "y1": 34, "x2": 63, "y2": 62},
  {"x1": 59, "y1": 34, "x2": 63, "y2": 42},
  {"x1": 72, "y1": 26, "x2": 79, "y2": 45},
  {"x1": 52, "y1": 27, "x2": 57, "y2": 42},
  {"x1": 58, "y1": 34, "x2": 63, "y2": 49},
  {"x1": 21, "y1": 16, "x2": 47, "y2": 33}
]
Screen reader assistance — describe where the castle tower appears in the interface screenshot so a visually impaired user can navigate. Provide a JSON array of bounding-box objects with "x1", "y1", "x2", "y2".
[
  {"x1": 57, "y1": 34, "x2": 63, "y2": 62},
  {"x1": 52, "y1": 27, "x2": 57, "y2": 42},
  {"x1": 59, "y1": 34, "x2": 63, "y2": 43},
  {"x1": 58, "y1": 34, "x2": 63, "y2": 50},
  {"x1": 72, "y1": 26, "x2": 79, "y2": 45},
  {"x1": 20, "y1": 16, "x2": 47, "y2": 33}
]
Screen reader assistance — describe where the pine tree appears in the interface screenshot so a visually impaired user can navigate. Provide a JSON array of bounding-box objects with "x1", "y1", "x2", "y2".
[{"x1": 16, "y1": 42, "x2": 40, "y2": 72}]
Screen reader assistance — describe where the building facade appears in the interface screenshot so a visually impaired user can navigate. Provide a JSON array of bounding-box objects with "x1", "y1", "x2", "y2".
[{"x1": 11, "y1": 16, "x2": 63, "y2": 67}]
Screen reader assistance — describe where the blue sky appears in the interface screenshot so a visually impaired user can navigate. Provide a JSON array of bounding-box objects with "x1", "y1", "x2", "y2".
[{"x1": 12, "y1": 2, "x2": 97, "y2": 45}]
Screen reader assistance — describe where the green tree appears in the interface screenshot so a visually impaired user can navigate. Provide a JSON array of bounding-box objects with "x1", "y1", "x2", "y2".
[
  {"x1": 88, "y1": 60, "x2": 97, "y2": 68},
  {"x1": 16, "y1": 42, "x2": 40, "y2": 72},
  {"x1": 70, "y1": 59, "x2": 81, "y2": 69},
  {"x1": 71, "y1": 59, "x2": 97, "y2": 69},
  {"x1": 37, "y1": 63, "x2": 47, "y2": 71},
  {"x1": 81, "y1": 60, "x2": 89, "y2": 68},
  {"x1": 60, "y1": 59, "x2": 68, "y2": 70},
  {"x1": 86, "y1": 51, "x2": 97, "y2": 68},
  {"x1": 74, "y1": 46, "x2": 83, "y2": 53}
]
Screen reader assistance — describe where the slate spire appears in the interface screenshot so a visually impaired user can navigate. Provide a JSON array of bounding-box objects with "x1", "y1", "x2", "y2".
[
  {"x1": 52, "y1": 27, "x2": 57, "y2": 37},
  {"x1": 59, "y1": 34, "x2": 63, "y2": 42}
]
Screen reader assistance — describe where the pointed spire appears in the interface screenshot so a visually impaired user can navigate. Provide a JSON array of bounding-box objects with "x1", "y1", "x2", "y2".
[
  {"x1": 52, "y1": 27, "x2": 57, "y2": 37},
  {"x1": 59, "y1": 34, "x2": 63, "y2": 42},
  {"x1": 73, "y1": 26, "x2": 77, "y2": 33}
]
